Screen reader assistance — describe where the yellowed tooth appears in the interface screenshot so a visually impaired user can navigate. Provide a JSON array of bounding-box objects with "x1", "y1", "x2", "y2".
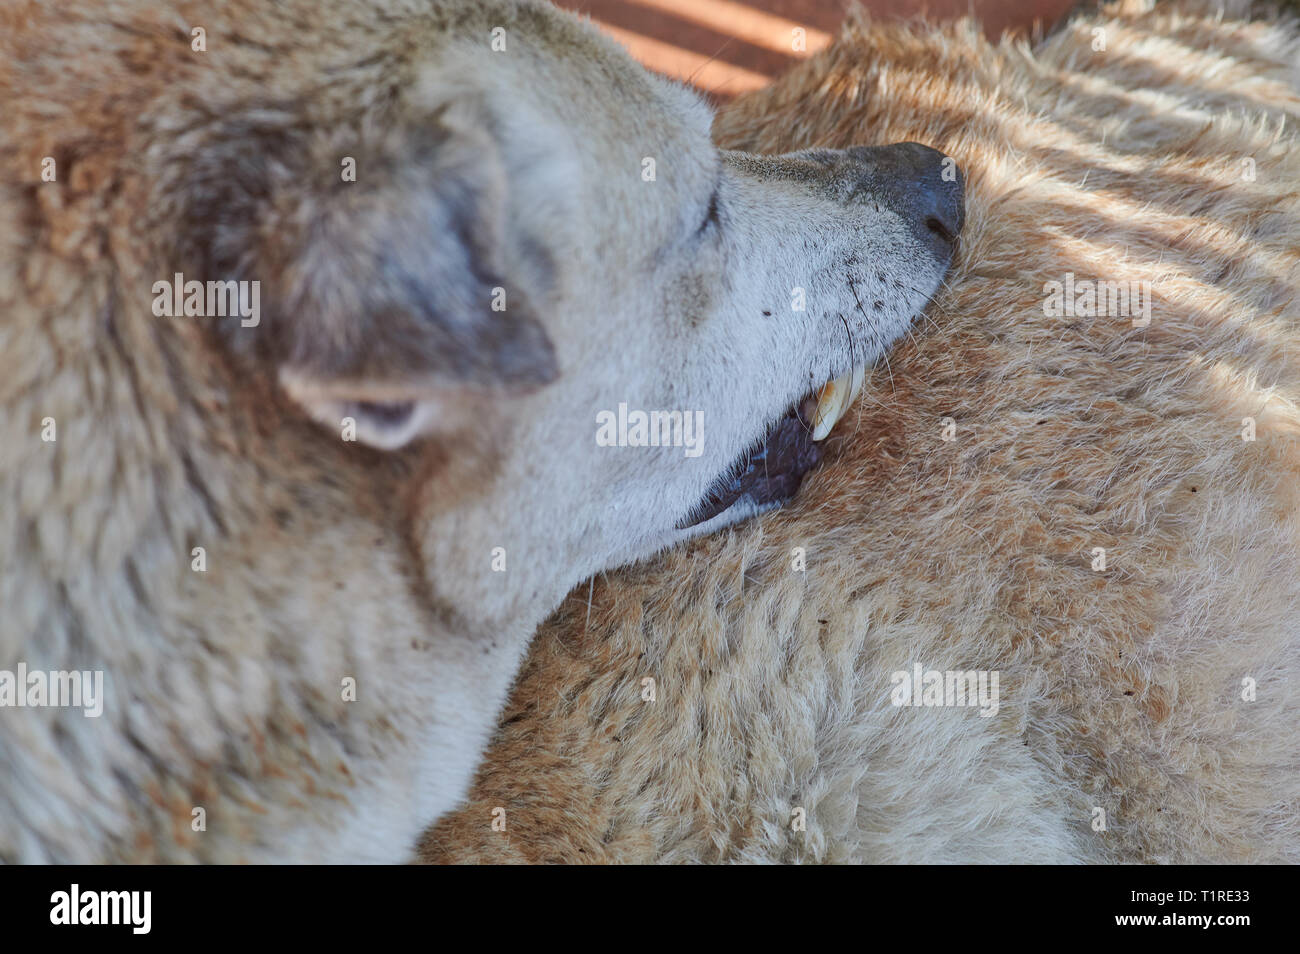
[
  {"x1": 811, "y1": 365, "x2": 867, "y2": 441},
  {"x1": 811, "y1": 374, "x2": 849, "y2": 440}
]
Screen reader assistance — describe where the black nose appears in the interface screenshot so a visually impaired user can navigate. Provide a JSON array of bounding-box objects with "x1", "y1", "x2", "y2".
[{"x1": 845, "y1": 141, "x2": 965, "y2": 252}]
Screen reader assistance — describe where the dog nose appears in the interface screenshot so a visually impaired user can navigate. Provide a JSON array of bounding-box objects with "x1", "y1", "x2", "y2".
[{"x1": 846, "y1": 141, "x2": 965, "y2": 250}]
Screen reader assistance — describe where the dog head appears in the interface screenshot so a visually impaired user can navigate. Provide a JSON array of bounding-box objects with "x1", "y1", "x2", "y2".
[{"x1": 197, "y1": 1, "x2": 963, "y2": 623}]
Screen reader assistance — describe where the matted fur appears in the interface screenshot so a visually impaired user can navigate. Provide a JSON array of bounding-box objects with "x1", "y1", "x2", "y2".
[{"x1": 423, "y1": 0, "x2": 1300, "y2": 863}]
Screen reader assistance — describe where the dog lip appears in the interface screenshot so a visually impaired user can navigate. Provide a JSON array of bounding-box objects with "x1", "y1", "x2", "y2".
[{"x1": 676, "y1": 399, "x2": 822, "y2": 529}]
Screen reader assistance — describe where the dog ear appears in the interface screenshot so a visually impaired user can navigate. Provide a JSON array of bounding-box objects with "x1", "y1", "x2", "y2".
[{"x1": 203, "y1": 106, "x2": 558, "y2": 450}]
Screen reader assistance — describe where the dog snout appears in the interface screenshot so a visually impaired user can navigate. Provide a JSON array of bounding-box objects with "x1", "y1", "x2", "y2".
[{"x1": 846, "y1": 142, "x2": 965, "y2": 251}]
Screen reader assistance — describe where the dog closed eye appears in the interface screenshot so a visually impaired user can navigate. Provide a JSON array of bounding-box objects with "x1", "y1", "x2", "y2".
[{"x1": 696, "y1": 184, "x2": 722, "y2": 236}]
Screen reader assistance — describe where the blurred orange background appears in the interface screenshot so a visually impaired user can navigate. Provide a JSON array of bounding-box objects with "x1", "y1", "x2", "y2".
[{"x1": 552, "y1": 0, "x2": 1079, "y2": 99}]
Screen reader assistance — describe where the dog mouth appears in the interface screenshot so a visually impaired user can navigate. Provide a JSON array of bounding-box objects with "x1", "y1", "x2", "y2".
[{"x1": 678, "y1": 365, "x2": 866, "y2": 528}]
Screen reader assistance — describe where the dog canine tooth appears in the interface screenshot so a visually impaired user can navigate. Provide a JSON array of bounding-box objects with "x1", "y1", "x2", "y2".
[
  {"x1": 810, "y1": 365, "x2": 866, "y2": 440},
  {"x1": 811, "y1": 373, "x2": 849, "y2": 440}
]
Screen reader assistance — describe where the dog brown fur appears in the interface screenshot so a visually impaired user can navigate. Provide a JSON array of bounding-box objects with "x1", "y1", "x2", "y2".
[{"x1": 422, "y1": 0, "x2": 1300, "y2": 863}]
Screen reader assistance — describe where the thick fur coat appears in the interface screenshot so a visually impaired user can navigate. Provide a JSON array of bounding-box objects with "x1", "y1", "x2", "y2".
[
  {"x1": 423, "y1": 0, "x2": 1300, "y2": 863},
  {"x1": 0, "y1": 0, "x2": 962, "y2": 862}
]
